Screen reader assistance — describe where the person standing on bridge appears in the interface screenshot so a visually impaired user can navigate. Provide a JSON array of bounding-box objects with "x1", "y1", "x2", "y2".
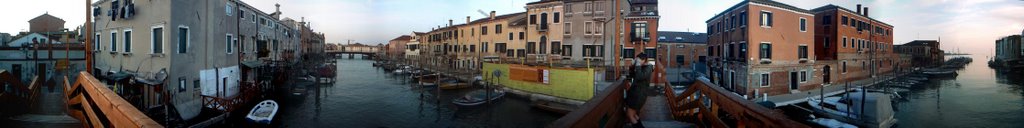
[{"x1": 625, "y1": 52, "x2": 654, "y2": 128}]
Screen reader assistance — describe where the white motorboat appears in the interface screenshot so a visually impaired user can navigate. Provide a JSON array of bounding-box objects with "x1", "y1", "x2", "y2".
[
  {"x1": 808, "y1": 90, "x2": 897, "y2": 128},
  {"x1": 246, "y1": 100, "x2": 279, "y2": 124}
]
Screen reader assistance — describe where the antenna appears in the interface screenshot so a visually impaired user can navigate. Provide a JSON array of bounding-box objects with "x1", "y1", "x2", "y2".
[{"x1": 477, "y1": 9, "x2": 490, "y2": 17}]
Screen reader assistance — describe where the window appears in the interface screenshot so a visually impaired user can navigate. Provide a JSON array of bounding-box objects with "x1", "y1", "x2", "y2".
[
  {"x1": 226, "y1": 34, "x2": 233, "y2": 54},
  {"x1": 623, "y1": 49, "x2": 635, "y2": 58},
  {"x1": 595, "y1": 23, "x2": 603, "y2": 35},
  {"x1": 740, "y1": 12, "x2": 747, "y2": 27},
  {"x1": 760, "y1": 73, "x2": 770, "y2": 87},
  {"x1": 551, "y1": 42, "x2": 560, "y2": 54},
  {"x1": 152, "y1": 27, "x2": 163, "y2": 54},
  {"x1": 178, "y1": 26, "x2": 189, "y2": 53},
  {"x1": 800, "y1": 71, "x2": 807, "y2": 82},
  {"x1": 842, "y1": 61, "x2": 848, "y2": 73},
  {"x1": 540, "y1": 42, "x2": 547, "y2": 54},
  {"x1": 123, "y1": 30, "x2": 132, "y2": 53},
  {"x1": 470, "y1": 45, "x2": 476, "y2": 52},
  {"x1": 509, "y1": 33, "x2": 513, "y2": 40},
  {"x1": 644, "y1": 49, "x2": 656, "y2": 59},
  {"x1": 178, "y1": 78, "x2": 186, "y2": 92},
  {"x1": 527, "y1": 42, "x2": 536, "y2": 54},
  {"x1": 824, "y1": 37, "x2": 830, "y2": 48},
  {"x1": 798, "y1": 45, "x2": 808, "y2": 59},
  {"x1": 841, "y1": 16, "x2": 848, "y2": 25},
  {"x1": 823, "y1": 15, "x2": 832, "y2": 25},
  {"x1": 240, "y1": 9, "x2": 245, "y2": 19},
  {"x1": 529, "y1": 14, "x2": 536, "y2": 24},
  {"x1": 553, "y1": 12, "x2": 560, "y2": 23},
  {"x1": 632, "y1": 23, "x2": 648, "y2": 40},
  {"x1": 842, "y1": 37, "x2": 847, "y2": 48},
  {"x1": 519, "y1": 32, "x2": 525, "y2": 40},
  {"x1": 496, "y1": 24, "x2": 502, "y2": 33},
  {"x1": 740, "y1": 42, "x2": 748, "y2": 58},
  {"x1": 800, "y1": 18, "x2": 807, "y2": 32},
  {"x1": 95, "y1": 34, "x2": 100, "y2": 51},
  {"x1": 111, "y1": 31, "x2": 117, "y2": 52},
  {"x1": 225, "y1": 4, "x2": 233, "y2": 16},
  {"x1": 563, "y1": 45, "x2": 572, "y2": 56},
  {"x1": 564, "y1": 22, "x2": 572, "y2": 35},
  {"x1": 585, "y1": 22, "x2": 593, "y2": 35},
  {"x1": 482, "y1": 26, "x2": 488, "y2": 35},
  {"x1": 760, "y1": 11, "x2": 773, "y2": 27},
  {"x1": 541, "y1": 13, "x2": 548, "y2": 24},
  {"x1": 759, "y1": 43, "x2": 771, "y2": 59}
]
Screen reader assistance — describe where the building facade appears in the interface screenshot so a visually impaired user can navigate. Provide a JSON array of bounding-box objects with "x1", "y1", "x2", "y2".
[
  {"x1": 995, "y1": 35, "x2": 1022, "y2": 63},
  {"x1": 707, "y1": 0, "x2": 818, "y2": 97},
  {"x1": 894, "y1": 40, "x2": 944, "y2": 67},
  {"x1": 91, "y1": 0, "x2": 300, "y2": 121},
  {"x1": 811, "y1": 4, "x2": 896, "y2": 84}
]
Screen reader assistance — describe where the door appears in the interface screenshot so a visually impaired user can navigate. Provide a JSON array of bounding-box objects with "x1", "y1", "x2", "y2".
[
  {"x1": 37, "y1": 63, "x2": 46, "y2": 81},
  {"x1": 12, "y1": 64, "x2": 22, "y2": 80},
  {"x1": 823, "y1": 65, "x2": 831, "y2": 84},
  {"x1": 789, "y1": 71, "x2": 798, "y2": 90}
]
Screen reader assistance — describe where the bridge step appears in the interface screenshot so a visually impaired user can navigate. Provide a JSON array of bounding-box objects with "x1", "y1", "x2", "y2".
[
  {"x1": 640, "y1": 121, "x2": 695, "y2": 128},
  {"x1": 7, "y1": 114, "x2": 80, "y2": 124}
]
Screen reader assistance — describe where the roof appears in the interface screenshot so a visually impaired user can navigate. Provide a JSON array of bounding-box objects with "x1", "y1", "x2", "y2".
[
  {"x1": 810, "y1": 4, "x2": 893, "y2": 27},
  {"x1": 629, "y1": 0, "x2": 658, "y2": 4},
  {"x1": 527, "y1": 0, "x2": 562, "y2": 5},
  {"x1": 29, "y1": 13, "x2": 65, "y2": 23},
  {"x1": 390, "y1": 35, "x2": 412, "y2": 41},
  {"x1": 469, "y1": 12, "x2": 527, "y2": 24},
  {"x1": 901, "y1": 40, "x2": 938, "y2": 46},
  {"x1": 657, "y1": 31, "x2": 707, "y2": 44},
  {"x1": 707, "y1": 0, "x2": 812, "y2": 23}
]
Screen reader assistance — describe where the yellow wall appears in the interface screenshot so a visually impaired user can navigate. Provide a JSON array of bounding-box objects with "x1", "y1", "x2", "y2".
[{"x1": 482, "y1": 63, "x2": 594, "y2": 100}]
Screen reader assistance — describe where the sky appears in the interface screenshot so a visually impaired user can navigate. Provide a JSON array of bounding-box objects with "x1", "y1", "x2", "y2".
[{"x1": 1, "y1": 0, "x2": 1021, "y2": 55}]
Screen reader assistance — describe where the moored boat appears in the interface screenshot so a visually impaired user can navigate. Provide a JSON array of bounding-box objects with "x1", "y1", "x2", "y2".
[
  {"x1": 807, "y1": 90, "x2": 897, "y2": 128},
  {"x1": 453, "y1": 89, "x2": 506, "y2": 106},
  {"x1": 439, "y1": 79, "x2": 472, "y2": 90},
  {"x1": 246, "y1": 100, "x2": 279, "y2": 124},
  {"x1": 418, "y1": 74, "x2": 440, "y2": 87}
]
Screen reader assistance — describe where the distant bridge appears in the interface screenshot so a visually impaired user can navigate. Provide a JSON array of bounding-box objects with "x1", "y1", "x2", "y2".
[{"x1": 326, "y1": 45, "x2": 381, "y2": 59}]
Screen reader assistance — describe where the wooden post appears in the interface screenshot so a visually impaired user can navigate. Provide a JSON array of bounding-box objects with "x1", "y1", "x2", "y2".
[{"x1": 85, "y1": 0, "x2": 93, "y2": 74}]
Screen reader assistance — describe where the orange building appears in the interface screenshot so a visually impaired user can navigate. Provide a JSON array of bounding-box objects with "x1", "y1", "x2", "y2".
[
  {"x1": 811, "y1": 4, "x2": 896, "y2": 84},
  {"x1": 706, "y1": 0, "x2": 819, "y2": 97}
]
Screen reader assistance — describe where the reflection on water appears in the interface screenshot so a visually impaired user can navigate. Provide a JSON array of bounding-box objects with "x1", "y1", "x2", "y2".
[
  {"x1": 271, "y1": 57, "x2": 559, "y2": 127},
  {"x1": 890, "y1": 55, "x2": 1024, "y2": 128}
]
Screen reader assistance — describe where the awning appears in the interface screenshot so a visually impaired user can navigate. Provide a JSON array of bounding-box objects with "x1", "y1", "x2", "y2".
[
  {"x1": 134, "y1": 69, "x2": 167, "y2": 85},
  {"x1": 106, "y1": 72, "x2": 134, "y2": 82},
  {"x1": 241, "y1": 60, "x2": 266, "y2": 68}
]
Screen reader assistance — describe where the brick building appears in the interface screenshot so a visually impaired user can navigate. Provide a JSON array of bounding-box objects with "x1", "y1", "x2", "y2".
[
  {"x1": 811, "y1": 4, "x2": 896, "y2": 84},
  {"x1": 706, "y1": 0, "x2": 818, "y2": 97}
]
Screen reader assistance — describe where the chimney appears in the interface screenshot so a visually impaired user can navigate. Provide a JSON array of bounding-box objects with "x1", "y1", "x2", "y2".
[
  {"x1": 449, "y1": 19, "x2": 453, "y2": 27},
  {"x1": 275, "y1": 3, "x2": 281, "y2": 12},
  {"x1": 490, "y1": 11, "x2": 496, "y2": 20},
  {"x1": 466, "y1": 16, "x2": 471, "y2": 24},
  {"x1": 856, "y1": 4, "x2": 862, "y2": 15},
  {"x1": 864, "y1": 7, "x2": 869, "y2": 17}
]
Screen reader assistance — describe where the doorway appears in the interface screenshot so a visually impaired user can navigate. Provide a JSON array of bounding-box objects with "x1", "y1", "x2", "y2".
[
  {"x1": 823, "y1": 65, "x2": 831, "y2": 84},
  {"x1": 789, "y1": 71, "x2": 798, "y2": 90}
]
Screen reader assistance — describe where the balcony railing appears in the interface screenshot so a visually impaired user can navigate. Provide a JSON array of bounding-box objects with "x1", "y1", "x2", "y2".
[{"x1": 538, "y1": 23, "x2": 549, "y2": 32}]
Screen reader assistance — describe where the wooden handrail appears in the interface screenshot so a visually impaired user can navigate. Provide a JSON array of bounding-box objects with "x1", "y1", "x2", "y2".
[
  {"x1": 549, "y1": 79, "x2": 627, "y2": 128},
  {"x1": 666, "y1": 78, "x2": 811, "y2": 128},
  {"x1": 65, "y1": 71, "x2": 162, "y2": 128}
]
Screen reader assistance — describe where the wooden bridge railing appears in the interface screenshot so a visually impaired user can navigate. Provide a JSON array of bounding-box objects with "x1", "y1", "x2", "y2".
[
  {"x1": 202, "y1": 81, "x2": 263, "y2": 112},
  {"x1": 665, "y1": 78, "x2": 810, "y2": 128},
  {"x1": 0, "y1": 70, "x2": 42, "y2": 116},
  {"x1": 549, "y1": 79, "x2": 627, "y2": 128},
  {"x1": 64, "y1": 71, "x2": 161, "y2": 128}
]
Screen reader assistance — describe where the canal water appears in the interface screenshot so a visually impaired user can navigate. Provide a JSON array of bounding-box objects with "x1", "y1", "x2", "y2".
[
  {"x1": 888, "y1": 55, "x2": 1024, "y2": 127},
  {"x1": 270, "y1": 56, "x2": 561, "y2": 127}
]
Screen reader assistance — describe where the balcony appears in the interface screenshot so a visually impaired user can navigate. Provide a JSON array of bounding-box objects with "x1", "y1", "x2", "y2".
[{"x1": 538, "y1": 23, "x2": 549, "y2": 32}]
